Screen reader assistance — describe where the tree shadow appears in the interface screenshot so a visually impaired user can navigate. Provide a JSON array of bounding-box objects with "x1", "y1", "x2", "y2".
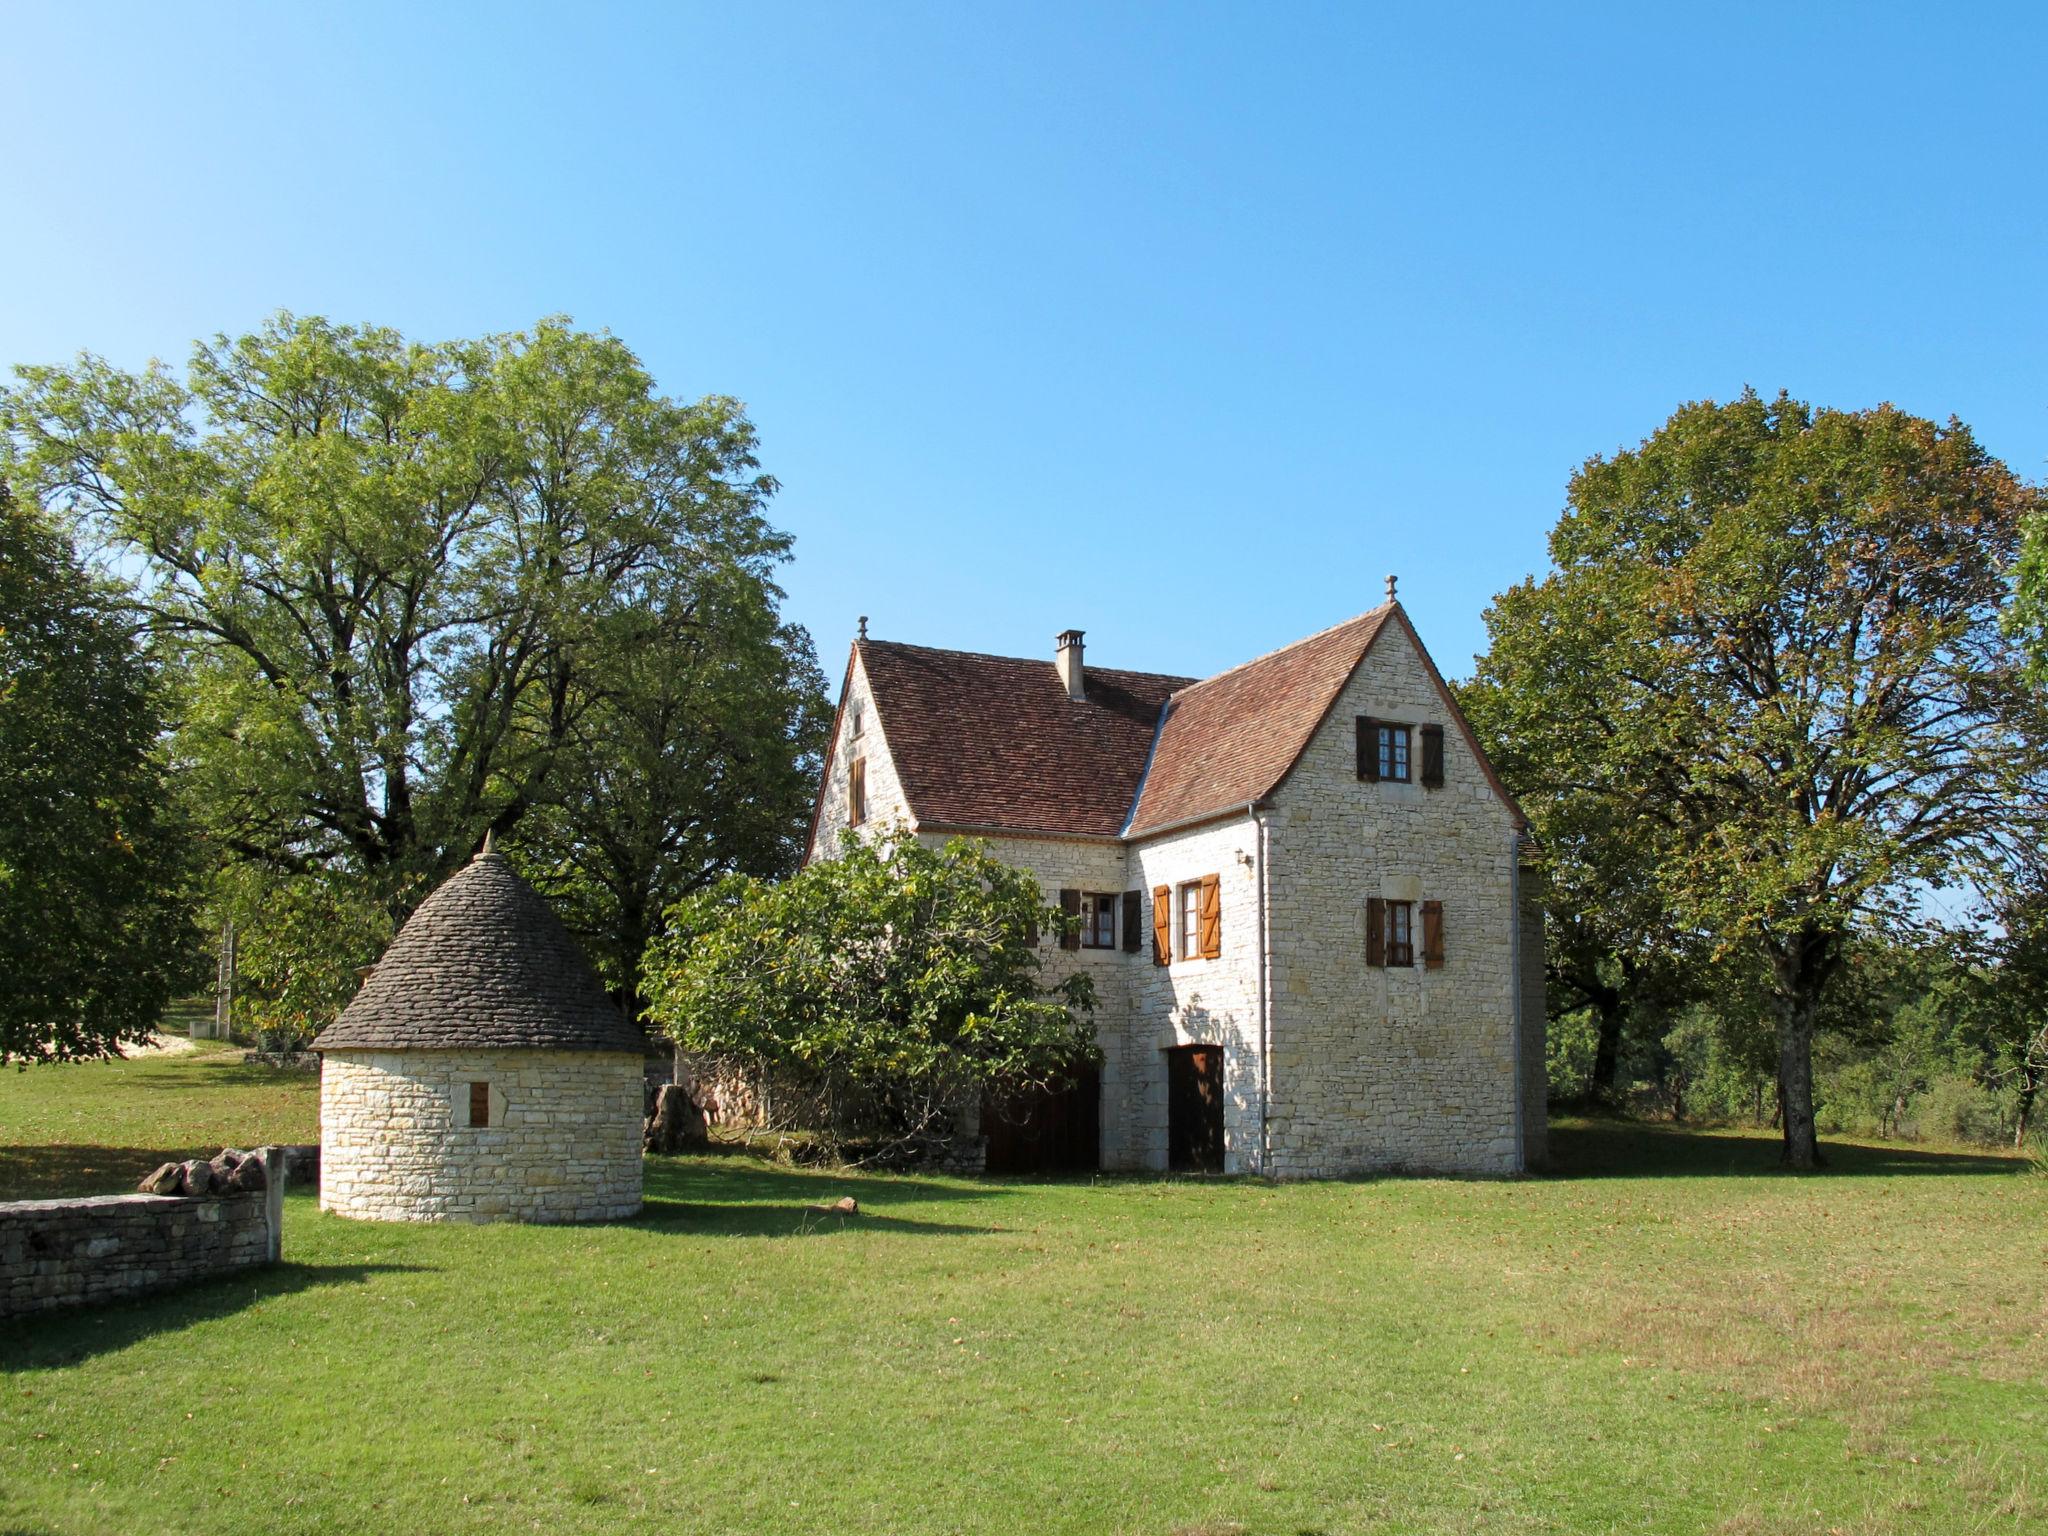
[
  {"x1": 1545, "y1": 1117, "x2": 2029, "y2": 1179},
  {"x1": 0, "y1": 1260, "x2": 424, "y2": 1369},
  {"x1": 0, "y1": 1144, "x2": 217, "y2": 1201},
  {"x1": 624, "y1": 1155, "x2": 1010, "y2": 1238}
]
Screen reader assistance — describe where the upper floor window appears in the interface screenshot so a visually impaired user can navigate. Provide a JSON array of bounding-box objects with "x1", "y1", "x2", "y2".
[
  {"x1": 1179, "y1": 880, "x2": 1203, "y2": 958},
  {"x1": 848, "y1": 757, "x2": 868, "y2": 826},
  {"x1": 1384, "y1": 898, "x2": 1415, "y2": 966},
  {"x1": 1082, "y1": 892, "x2": 1118, "y2": 949},
  {"x1": 1378, "y1": 724, "x2": 1411, "y2": 783},
  {"x1": 849, "y1": 701, "x2": 864, "y2": 739}
]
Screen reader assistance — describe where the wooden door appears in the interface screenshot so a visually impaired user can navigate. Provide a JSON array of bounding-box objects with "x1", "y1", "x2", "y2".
[
  {"x1": 982, "y1": 1066, "x2": 1101, "y2": 1175},
  {"x1": 1166, "y1": 1045, "x2": 1224, "y2": 1173}
]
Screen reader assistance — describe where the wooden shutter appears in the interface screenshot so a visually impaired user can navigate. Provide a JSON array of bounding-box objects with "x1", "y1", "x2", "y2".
[
  {"x1": 1365, "y1": 896, "x2": 1385, "y2": 967},
  {"x1": 1420, "y1": 724, "x2": 1445, "y2": 788},
  {"x1": 1121, "y1": 890, "x2": 1142, "y2": 953},
  {"x1": 1422, "y1": 899, "x2": 1444, "y2": 969},
  {"x1": 1059, "y1": 888, "x2": 1082, "y2": 951},
  {"x1": 1151, "y1": 886, "x2": 1171, "y2": 966},
  {"x1": 1197, "y1": 873, "x2": 1222, "y2": 959},
  {"x1": 1356, "y1": 716, "x2": 1380, "y2": 782},
  {"x1": 848, "y1": 758, "x2": 867, "y2": 824},
  {"x1": 469, "y1": 1081, "x2": 490, "y2": 1128}
]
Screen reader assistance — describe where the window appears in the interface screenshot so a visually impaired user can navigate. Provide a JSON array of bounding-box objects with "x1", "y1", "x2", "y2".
[
  {"x1": 849, "y1": 701, "x2": 864, "y2": 739},
  {"x1": 848, "y1": 757, "x2": 868, "y2": 826},
  {"x1": 1378, "y1": 723, "x2": 1412, "y2": 783},
  {"x1": 468, "y1": 1081, "x2": 491, "y2": 1128},
  {"x1": 1384, "y1": 900, "x2": 1415, "y2": 967},
  {"x1": 1179, "y1": 881, "x2": 1203, "y2": 959},
  {"x1": 1082, "y1": 892, "x2": 1118, "y2": 949}
]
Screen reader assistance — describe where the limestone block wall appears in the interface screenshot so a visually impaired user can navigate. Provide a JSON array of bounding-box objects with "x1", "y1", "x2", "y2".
[
  {"x1": 1124, "y1": 817, "x2": 1267, "y2": 1173},
  {"x1": 1518, "y1": 858, "x2": 1550, "y2": 1169},
  {"x1": 1, "y1": 1186, "x2": 276, "y2": 1317},
  {"x1": 1262, "y1": 622, "x2": 1531, "y2": 1176},
  {"x1": 321, "y1": 1049, "x2": 643, "y2": 1223},
  {"x1": 809, "y1": 650, "x2": 913, "y2": 860}
]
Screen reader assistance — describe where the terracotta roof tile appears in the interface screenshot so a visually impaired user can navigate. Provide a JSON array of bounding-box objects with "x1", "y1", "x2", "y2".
[
  {"x1": 856, "y1": 641, "x2": 1190, "y2": 838},
  {"x1": 1125, "y1": 607, "x2": 1393, "y2": 836}
]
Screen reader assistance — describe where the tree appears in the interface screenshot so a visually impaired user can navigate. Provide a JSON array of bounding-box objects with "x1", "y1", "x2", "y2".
[
  {"x1": 1980, "y1": 879, "x2": 2048, "y2": 1147},
  {"x1": 641, "y1": 829, "x2": 1097, "y2": 1156},
  {"x1": 1, "y1": 313, "x2": 817, "y2": 983},
  {"x1": 2011, "y1": 508, "x2": 2048, "y2": 682},
  {"x1": 1471, "y1": 391, "x2": 2048, "y2": 1167},
  {"x1": 0, "y1": 481, "x2": 197, "y2": 1062}
]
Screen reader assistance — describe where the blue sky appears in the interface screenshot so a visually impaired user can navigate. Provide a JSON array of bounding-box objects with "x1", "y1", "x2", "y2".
[{"x1": 5, "y1": 2, "x2": 2044, "y2": 684}]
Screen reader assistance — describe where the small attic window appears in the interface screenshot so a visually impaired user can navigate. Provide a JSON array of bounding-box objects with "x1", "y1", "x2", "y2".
[
  {"x1": 469, "y1": 1081, "x2": 490, "y2": 1128},
  {"x1": 849, "y1": 701, "x2": 864, "y2": 739}
]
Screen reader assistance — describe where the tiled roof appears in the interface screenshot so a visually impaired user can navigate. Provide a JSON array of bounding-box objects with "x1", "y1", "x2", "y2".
[
  {"x1": 312, "y1": 851, "x2": 644, "y2": 1054},
  {"x1": 1124, "y1": 607, "x2": 1393, "y2": 836},
  {"x1": 856, "y1": 641, "x2": 1191, "y2": 838}
]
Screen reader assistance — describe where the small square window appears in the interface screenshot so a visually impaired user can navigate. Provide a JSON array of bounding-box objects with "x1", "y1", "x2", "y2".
[
  {"x1": 1081, "y1": 892, "x2": 1118, "y2": 949},
  {"x1": 1384, "y1": 900, "x2": 1415, "y2": 967},
  {"x1": 468, "y1": 1081, "x2": 491, "y2": 1128},
  {"x1": 1378, "y1": 724, "x2": 1412, "y2": 783}
]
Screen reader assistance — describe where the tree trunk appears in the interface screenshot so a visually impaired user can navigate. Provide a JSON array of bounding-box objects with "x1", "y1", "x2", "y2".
[
  {"x1": 2017, "y1": 1063, "x2": 2038, "y2": 1150},
  {"x1": 1590, "y1": 997, "x2": 1626, "y2": 1105},
  {"x1": 1772, "y1": 995, "x2": 1823, "y2": 1169}
]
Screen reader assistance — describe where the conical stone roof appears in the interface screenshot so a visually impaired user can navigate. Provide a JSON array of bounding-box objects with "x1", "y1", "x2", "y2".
[{"x1": 312, "y1": 850, "x2": 644, "y2": 1054}]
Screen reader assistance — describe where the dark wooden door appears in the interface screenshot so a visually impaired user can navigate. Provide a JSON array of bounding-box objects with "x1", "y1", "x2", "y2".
[
  {"x1": 1166, "y1": 1045, "x2": 1224, "y2": 1173},
  {"x1": 982, "y1": 1066, "x2": 1101, "y2": 1175}
]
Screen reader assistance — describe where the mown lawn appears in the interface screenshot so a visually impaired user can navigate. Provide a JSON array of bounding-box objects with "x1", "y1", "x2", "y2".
[{"x1": 2, "y1": 1054, "x2": 2043, "y2": 1535}]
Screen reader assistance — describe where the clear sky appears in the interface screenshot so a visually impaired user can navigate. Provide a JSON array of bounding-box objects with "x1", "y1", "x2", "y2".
[{"x1": 5, "y1": 2, "x2": 2044, "y2": 684}]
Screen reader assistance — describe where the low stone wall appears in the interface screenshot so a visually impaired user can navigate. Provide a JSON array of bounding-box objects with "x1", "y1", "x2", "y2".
[{"x1": 0, "y1": 1151, "x2": 283, "y2": 1318}]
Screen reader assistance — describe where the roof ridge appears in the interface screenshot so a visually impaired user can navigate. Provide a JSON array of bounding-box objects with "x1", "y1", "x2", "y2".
[
  {"x1": 859, "y1": 636, "x2": 1196, "y2": 686},
  {"x1": 1169, "y1": 603, "x2": 1394, "y2": 699}
]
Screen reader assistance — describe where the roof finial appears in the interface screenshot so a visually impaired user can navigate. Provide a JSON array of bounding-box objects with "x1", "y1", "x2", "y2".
[
  {"x1": 481, "y1": 827, "x2": 496, "y2": 858},
  {"x1": 1385, "y1": 573, "x2": 1398, "y2": 604},
  {"x1": 857, "y1": 615, "x2": 869, "y2": 641}
]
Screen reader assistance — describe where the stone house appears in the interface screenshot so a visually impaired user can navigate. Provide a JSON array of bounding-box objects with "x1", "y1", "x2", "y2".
[{"x1": 806, "y1": 597, "x2": 1546, "y2": 1178}]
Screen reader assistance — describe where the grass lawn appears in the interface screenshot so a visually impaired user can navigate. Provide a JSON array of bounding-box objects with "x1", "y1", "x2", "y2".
[{"x1": 2, "y1": 1055, "x2": 2044, "y2": 1535}]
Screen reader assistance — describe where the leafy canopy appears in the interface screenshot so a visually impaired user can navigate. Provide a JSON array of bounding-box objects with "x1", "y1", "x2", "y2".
[
  {"x1": 0, "y1": 483, "x2": 197, "y2": 1062},
  {"x1": 641, "y1": 829, "x2": 1097, "y2": 1149}
]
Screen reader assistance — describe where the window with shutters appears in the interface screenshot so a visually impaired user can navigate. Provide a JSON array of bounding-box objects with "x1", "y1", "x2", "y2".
[
  {"x1": 848, "y1": 757, "x2": 868, "y2": 826},
  {"x1": 1178, "y1": 880, "x2": 1204, "y2": 959},
  {"x1": 1384, "y1": 900, "x2": 1415, "y2": 967},
  {"x1": 1378, "y1": 724, "x2": 1412, "y2": 783},
  {"x1": 1082, "y1": 892, "x2": 1118, "y2": 948},
  {"x1": 468, "y1": 1081, "x2": 491, "y2": 1128}
]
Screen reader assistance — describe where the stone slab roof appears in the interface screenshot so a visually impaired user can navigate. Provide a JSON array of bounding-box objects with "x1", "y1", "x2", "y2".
[
  {"x1": 854, "y1": 640, "x2": 1192, "y2": 838},
  {"x1": 1124, "y1": 606, "x2": 1393, "y2": 836},
  {"x1": 312, "y1": 851, "x2": 643, "y2": 1054}
]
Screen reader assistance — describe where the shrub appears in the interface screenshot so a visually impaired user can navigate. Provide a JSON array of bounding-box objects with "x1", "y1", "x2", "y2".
[{"x1": 1914, "y1": 1074, "x2": 2007, "y2": 1146}]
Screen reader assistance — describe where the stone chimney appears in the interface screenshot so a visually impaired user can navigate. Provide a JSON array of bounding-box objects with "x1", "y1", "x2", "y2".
[{"x1": 1055, "y1": 629, "x2": 1086, "y2": 701}]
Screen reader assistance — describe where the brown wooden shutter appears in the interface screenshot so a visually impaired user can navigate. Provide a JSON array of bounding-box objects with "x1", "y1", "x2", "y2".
[
  {"x1": 1197, "y1": 873, "x2": 1222, "y2": 959},
  {"x1": 1059, "y1": 888, "x2": 1082, "y2": 951},
  {"x1": 848, "y1": 757, "x2": 867, "y2": 824},
  {"x1": 469, "y1": 1081, "x2": 490, "y2": 1128},
  {"x1": 1365, "y1": 896, "x2": 1385, "y2": 967},
  {"x1": 1152, "y1": 885, "x2": 1171, "y2": 966},
  {"x1": 1356, "y1": 716, "x2": 1379, "y2": 782},
  {"x1": 1121, "y1": 890, "x2": 1142, "y2": 953},
  {"x1": 1422, "y1": 898, "x2": 1444, "y2": 969},
  {"x1": 1420, "y1": 724, "x2": 1445, "y2": 788}
]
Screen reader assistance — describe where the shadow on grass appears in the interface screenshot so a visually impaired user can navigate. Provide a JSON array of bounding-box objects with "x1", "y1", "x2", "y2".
[
  {"x1": 0, "y1": 1144, "x2": 217, "y2": 1201},
  {"x1": 629, "y1": 1155, "x2": 1009, "y2": 1238},
  {"x1": 1547, "y1": 1117, "x2": 2027, "y2": 1180},
  {"x1": 0, "y1": 1261, "x2": 423, "y2": 1369}
]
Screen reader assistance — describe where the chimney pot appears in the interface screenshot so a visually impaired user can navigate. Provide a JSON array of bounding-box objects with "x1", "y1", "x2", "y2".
[{"x1": 1055, "y1": 629, "x2": 1086, "y2": 701}]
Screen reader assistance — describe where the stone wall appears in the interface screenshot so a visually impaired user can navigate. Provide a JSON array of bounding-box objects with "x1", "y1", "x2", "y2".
[
  {"x1": 1, "y1": 1163, "x2": 281, "y2": 1318},
  {"x1": 1261, "y1": 619, "x2": 1531, "y2": 1176},
  {"x1": 320, "y1": 1049, "x2": 643, "y2": 1223}
]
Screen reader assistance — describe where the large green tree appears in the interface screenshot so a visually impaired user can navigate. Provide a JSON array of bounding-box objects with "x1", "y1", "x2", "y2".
[
  {"x1": 2, "y1": 314, "x2": 821, "y2": 992},
  {"x1": 642, "y1": 829, "x2": 1097, "y2": 1155},
  {"x1": 0, "y1": 482, "x2": 196, "y2": 1062},
  {"x1": 1472, "y1": 391, "x2": 2048, "y2": 1167}
]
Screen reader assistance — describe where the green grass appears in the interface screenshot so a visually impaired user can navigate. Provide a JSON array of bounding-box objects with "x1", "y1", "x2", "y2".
[
  {"x1": 0, "y1": 1043, "x2": 319, "y2": 1199},
  {"x1": 2, "y1": 1056, "x2": 2044, "y2": 1534}
]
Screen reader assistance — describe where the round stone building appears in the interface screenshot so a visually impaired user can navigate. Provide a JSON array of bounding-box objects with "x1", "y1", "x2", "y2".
[{"x1": 311, "y1": 844, "x2": 645, "y2": 1223}]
